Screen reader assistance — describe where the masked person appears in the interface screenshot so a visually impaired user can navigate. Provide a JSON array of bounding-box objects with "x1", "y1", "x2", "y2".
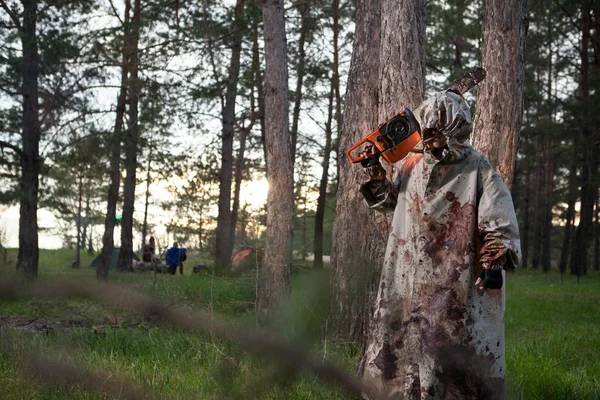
[{"x1": 359, "y1": 91, "x2": 520, "y2": 399}]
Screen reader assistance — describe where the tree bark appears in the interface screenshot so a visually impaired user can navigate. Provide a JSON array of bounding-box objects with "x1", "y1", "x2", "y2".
[
  {"x1": 541, "y1": 37, "x2": 554, "y2": 273},
  {"x1": 118, "y1": 0, "x2": 142, "y2": 272},
  {"x1": 74, "y1": 173, "x2": 83, "y2": 268},
  {"x1": 16, "y1": 0, "x2": 41, "y2": 280},
  {"x1": 570, "y1": 4, "x2": 597, "y2": 277},
  {"x1": 329, "y1": 0, "x2": 426, "y2": 349},
  {"x1": 290, "y1": 2, "x2": 310, "y2": 166},
  {"x1": 472, "y1": 0, "x2": 528, "y2": 191},
  {"x1": 521, "y1": 162, "x2": 530, "y2": 268},
  {"x1": 329, "y1": 0, "x2": 382, "y2": 343},
  {"x1": 231, "y1": 124, "x2": 249, "y2": 247},
  {"x1": 313, "y1": 77, "x2": 334, "y2": 269},
  {"x1": 81, "y1": 185, "x2": 90, "y2": 254},
  {"x1": 559, "y1": 144, "x2": 578, "y2": 276},
  {"x1": 332, "y1": 0, "x2": 343, "y2": 193},
  {"x1": 253, "y1": 13, "x2": 267, "y2": 171},
  {"x1": 594, "y1": 189, "x2": 599, "y2": 271},
  {"x1": 98, "y1": 0, "x2": 131, "y2": 280},
  {"x1": 257, "y1": 0, "x2": 293, "y2": 320},
  {"x1": 215, "y1": 0, "x2": 246, "y2": 268},
  {"x1": 141, "y1": 146, "x2": 152, "y2": 248},
  {"x1": 531, "y1": 136, "x2": 544, "y2": 269},
  {"x1": 541, "y1": 140, "x2": 554, "y2": 271}
]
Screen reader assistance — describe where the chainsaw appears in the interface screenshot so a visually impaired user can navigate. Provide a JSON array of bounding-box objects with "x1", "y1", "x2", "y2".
[{"x1": 346, "y1": 67, "x2": 486, "y2": 167}]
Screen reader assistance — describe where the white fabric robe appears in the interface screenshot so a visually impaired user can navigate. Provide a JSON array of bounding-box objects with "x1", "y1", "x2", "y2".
[{"x1": 360, "y1": 92, "x2": 520, "y2": 400}]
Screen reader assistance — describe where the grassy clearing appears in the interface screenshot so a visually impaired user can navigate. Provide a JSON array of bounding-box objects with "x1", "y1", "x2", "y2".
[
  {"x1": 505, "y1": 269, "x2": 600, "y2": 400},
  {"x1": 1, "y1": 249, "x2": 600, "y2": 399}
]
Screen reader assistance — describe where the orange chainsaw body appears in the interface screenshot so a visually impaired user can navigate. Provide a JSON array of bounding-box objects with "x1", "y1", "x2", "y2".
[{"x1": 347, "y1": 108, "x2": 421, "y2": 165}]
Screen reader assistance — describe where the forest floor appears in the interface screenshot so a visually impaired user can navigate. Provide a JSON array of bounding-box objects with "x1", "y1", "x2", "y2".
[{"x1": 0, "y1": 249, "x2": 599, "y2": 399}]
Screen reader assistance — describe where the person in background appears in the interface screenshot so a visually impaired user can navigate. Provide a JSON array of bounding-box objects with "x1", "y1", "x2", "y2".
[
  {"x1": 166, "y1": 242, "x2": 187, "y2": 275},
  {"x1": 142, "y1": 236, "x2": 157, "y2": 263}
]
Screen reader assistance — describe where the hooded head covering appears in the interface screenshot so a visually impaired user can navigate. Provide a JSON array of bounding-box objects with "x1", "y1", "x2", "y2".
[{"x1": 414, "y1": 91, "x2": 472, "y2": 148}]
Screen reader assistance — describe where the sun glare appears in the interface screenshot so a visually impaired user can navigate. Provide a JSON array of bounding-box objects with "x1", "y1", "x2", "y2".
[{"x1": 241, "y1": 178, "x2": 269, "y2": 208}]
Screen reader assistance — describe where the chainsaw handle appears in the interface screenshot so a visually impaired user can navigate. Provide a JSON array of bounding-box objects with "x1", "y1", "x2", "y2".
[{"x1": 347, "y1": 136, "x2": 377, "y2": 164}]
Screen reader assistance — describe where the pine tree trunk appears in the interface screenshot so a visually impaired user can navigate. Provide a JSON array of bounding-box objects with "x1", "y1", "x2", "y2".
[
  {"x1": 99, "y1": 0, "x2": 131, "y2": 279},
  {"x1": 330, "y1": 0, "x2": 426, "y2": 349},
  {"x1": 141, "y1": 147, "x2": 152, "y2": 248},
  {"x1": 231, "y1": 125, "x2": 249, "y2": 247},
  {"x1": 257, "y1": 0, "x2": 293, "y2": 320},
  {"x1": 541, "y1": 18, "x2": 555, "y2": 273},
  {"x1": 74, "y1": 174, "x2": 83, "y2": 269},
  {"x1": 559, "y1": 144, "x2": 578, "y2": 275},
  {"x1": 570, "y1": 4, "x2": 596, "y2": 278},
  {"x1": 118, "y1": 0, "x2": 142, "y2": 272},
  {"x1": 531, "y1": 137, "x2": 544, "y2": 269},
  {"x1": 521, "y1": 164, "x2": 530, "y2": 268},
  {"x1": 16, "y1": 0, "x2": 41, "y2": 280},
  {"x1": 81, "y1": 186, "x2": 90, "y2": 254},
  {"x1": 329, "y1": 0, "x2": 382, "y2": 343},
  {"x1": 593, "y1": 190, "x2": 599, "y2": 271},
  {"x1": 216, "y1": 0, "x2": 246, "y2": 268},
  {"x1": 332, "y1": 0, "x2": 343, "y2": 193},
  {"x1": 313, "y1": 79, "x2": 334, "y2": 269},
  {"x1": 541, "y1": 140, "x2": 554, "y2": 271},
  {"x1": 290, "y1": 2, "x2": 310, "y2": 166},
  {"x1": 472, "y1": 0, "x2": 527, "y2": 191}
]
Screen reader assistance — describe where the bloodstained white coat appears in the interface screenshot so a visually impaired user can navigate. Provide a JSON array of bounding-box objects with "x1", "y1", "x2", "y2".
[{"x1": 360, "y1": 92, "x2": 520, "y2": 399}]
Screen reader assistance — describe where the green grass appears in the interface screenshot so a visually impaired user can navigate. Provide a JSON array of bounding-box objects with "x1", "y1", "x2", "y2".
[
  {"x1": 1, "y1": 249, "x2": 600, "y2": 399},
  {"x1": 505, "y1": 269, "x2": 600, "y2": 400}
]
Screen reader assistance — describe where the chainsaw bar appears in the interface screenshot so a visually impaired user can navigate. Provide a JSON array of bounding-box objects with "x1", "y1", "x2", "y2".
[{"x1": 445, "y1": 67, "x2": 486, "y2": 96}]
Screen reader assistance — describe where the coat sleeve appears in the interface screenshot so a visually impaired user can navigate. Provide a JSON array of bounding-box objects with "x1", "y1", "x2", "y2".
[
  {"x1": 477, "y1": 158, "x2": 521, "y2": 271},
  {"x1": 359, "y1": 169, "x2": 402, "y2": 214}
]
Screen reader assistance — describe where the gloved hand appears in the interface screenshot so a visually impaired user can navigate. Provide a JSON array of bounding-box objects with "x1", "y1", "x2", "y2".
[
  {"x1": 475, "y1": 269, "x2": 503, "y2": 290},
  {"x1": 360, "y1": 144, "x2": 386, "y2": 180}
]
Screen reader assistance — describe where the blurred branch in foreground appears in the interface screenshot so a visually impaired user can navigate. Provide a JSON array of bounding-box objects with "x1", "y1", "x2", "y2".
[{"x1": 0, "y1": 279, "x2": 388, "y2": 400}]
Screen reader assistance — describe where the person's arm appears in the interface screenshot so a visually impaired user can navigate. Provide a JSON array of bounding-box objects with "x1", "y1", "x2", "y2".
[
  {"x1": 357, "y1": 145, "x2": 401, "y2": 213},
  {"x1": 359, "y1": 166, "x2": 401, "y2": 213},
  {"x1": 475, "y1": 159, "x2": 521, "y2": 288}
]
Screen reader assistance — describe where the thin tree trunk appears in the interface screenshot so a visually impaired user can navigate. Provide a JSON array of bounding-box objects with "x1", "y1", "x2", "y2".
[
  {"x1": 594, "y1": 189, "x2": 599, "y2": 271},
  {"x1": 74, "y1": 174, "x2": 83, "y2": 269},
  {"x1": 257, "y1": 0, "x2": 293, "y2": 320},
  {"x1": 141, "y1": 146, "x2": 152, "y2": 248},
  {"x1": 521, "y1": 163, "x2": 530, "y2": 268},
  {"x1": 231, "y1": 66, "x2": 256, "y2": 248},
  {"x1": 541, "y1": 37, "x2": 554, "y2": 273},
  {"x1": 88, "y1": 227, "x2": 94, "y2": 254},
  {"x1": 472, "y1": 0, "x2": 527, "y2": 191},
  {"x1": 531, "y1": 137, "x2": 544, "y2": 269},
  {"x1": 98, "y1": 0, "x2": 131, "y2": 280},
  {"x1": 290, "y1": 2, "x2": 310, "y2": 166},
  {"x1": 16, "y1": 0, "x2": 41, "y2": 280},
  {"x1": 251, "y1": 9, "x2": 267, "y2": 171},
  {"x1": 332, "y1": 0, "x2": 343, "y2": 193},
  {"x1": 216, "y1": 0, "x2": 246, "y2": 268},
  {"x1": 231, "y1": 125, "x2": 249, "y2": 247},
  {"x1": 118, "y1": 0, "x2": 141, "y2": 272},
  {"x1": 541, "y1": 140, "x2": 554, "y2": 271},
  {"x1": 559, "y1": 144, "x2": 578, "y2": 276},
  {"x1": 81, "y1": 185, "x2": 90, "y2": 254},
  {"x1": 570, "y1": 4, "x2": 595, "y2": 278},
  {"x1": 313, "y1": 77, "x2": 334, "y2": 269}
]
